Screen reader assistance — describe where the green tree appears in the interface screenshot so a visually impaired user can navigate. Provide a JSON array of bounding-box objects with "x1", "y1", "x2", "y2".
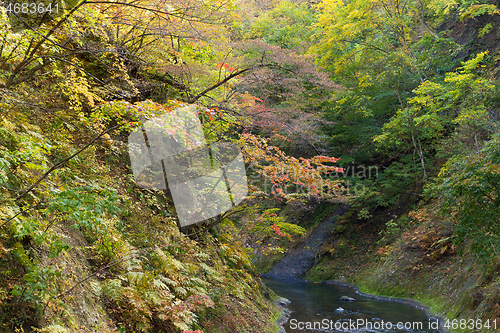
[
  {"x1": 430, "y1": 133, "x2": 500, "y2": 261},
  {"x1": 247, "y1": 0, "x2": 316, "y2": 52},
  {"x1": 374, "y1": 51, "x2": 498, "y2": 181},
  {"x1": 311, "y1": 0, "x2": 462, "y2": 163}
]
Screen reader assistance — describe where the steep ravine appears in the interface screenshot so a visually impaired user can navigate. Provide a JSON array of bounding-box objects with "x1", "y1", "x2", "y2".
[
  {"x1": 261, "y1": 205, "x2": 453, "y2": 332},
  {"x1": 302, "y1": 204, "x2": 500, "y2": 333},
  {"x1": 262, "y1": 205, "x2": 348, "y2": 280}
]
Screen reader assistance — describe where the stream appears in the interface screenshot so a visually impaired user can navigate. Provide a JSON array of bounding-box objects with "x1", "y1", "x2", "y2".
[
  {"x1": 264, "y1": 278, "x2": 442, "y2": 333},
  {"x1": 261, "y1": 205, "x2": 443, "y2": 333}
]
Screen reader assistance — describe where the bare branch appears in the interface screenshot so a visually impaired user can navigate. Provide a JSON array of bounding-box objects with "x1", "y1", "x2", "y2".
[{"x1": 6, "y1": 1, "x2": 88, "y2": 88}]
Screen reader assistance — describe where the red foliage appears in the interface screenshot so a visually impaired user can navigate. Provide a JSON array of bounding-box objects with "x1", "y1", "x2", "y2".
[
  {"x1": 271, "y1": 223, "x2": 291, "y2": 240},
  {"x1": 239, "y1": 133, "x2": 345, "y2": 201}
]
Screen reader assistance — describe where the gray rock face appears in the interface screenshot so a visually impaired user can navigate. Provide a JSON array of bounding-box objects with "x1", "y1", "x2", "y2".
[{"x1": 262, "y1": 205, "x2": 348, "y2": 280}]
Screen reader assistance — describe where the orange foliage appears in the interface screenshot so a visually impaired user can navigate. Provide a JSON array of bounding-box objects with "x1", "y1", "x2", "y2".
[{"x1": 239, "y1": 133, "x2": 344, "y2": 201}]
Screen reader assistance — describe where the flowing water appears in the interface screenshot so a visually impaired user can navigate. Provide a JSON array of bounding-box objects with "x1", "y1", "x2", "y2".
[{"x1": 264, "y1": 278, "x2": 442, "y2": 333}]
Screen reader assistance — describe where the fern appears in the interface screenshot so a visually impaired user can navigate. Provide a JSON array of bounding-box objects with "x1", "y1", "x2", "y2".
[
  {"x1": 101, "y1": 279, "x2": 123, "y2": 300},
  {"x1": 174, "y1": 286, "x2": 188, "y2": 297},
  {"x1": 157, "y1": 274, "x2": 179, "y2": 287},
  {"x1": 152, "y1": 278, "x2": 169, "y2": 291}
]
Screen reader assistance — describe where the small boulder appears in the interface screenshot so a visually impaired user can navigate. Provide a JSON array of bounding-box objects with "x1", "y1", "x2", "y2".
[
  {"x1": 340, "y1": 296, "x2": 356, "y2": 302},
  {"x1": 335, "y1": 307, "x2": 345, "y2": 312},
  {"x1": 274, "y1": 297, "x2": 291, "y2": 307}
]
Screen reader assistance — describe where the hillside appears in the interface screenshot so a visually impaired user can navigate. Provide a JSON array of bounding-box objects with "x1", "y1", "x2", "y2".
[{"x1": 1, "y1": 0, "x2": 500, "y2": 332}]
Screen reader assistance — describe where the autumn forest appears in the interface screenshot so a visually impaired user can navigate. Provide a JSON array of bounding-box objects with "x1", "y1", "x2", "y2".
[{"x1": 1, "y1": 0, "x2": 500, "y2": 332}]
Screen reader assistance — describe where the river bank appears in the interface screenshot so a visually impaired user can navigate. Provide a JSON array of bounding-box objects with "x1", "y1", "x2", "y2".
[
  {"x1": 323, "y1": 280, "x2": 449, "y2": 332},
  {"x1": 305, "y1": 204, "x2": 500, "y2": 333},
  {"x1": 265, "y1": 277, "x2": 450, "y2": 332},
  {"x1": 263, "y1": 277, "x2": 444, "y2": 333},
  {"x1": 254, "y1": 202, "x2": 500, "y2": 333},
  {"x1": 272, "y1": 297, "x2": 291, "y2": 333}
]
